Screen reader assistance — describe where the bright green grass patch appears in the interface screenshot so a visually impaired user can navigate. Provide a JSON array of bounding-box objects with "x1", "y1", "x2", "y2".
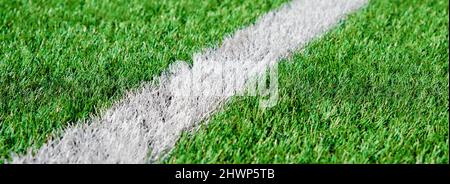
[
  {"x1": 167, "y1": 0, "x2": 449, "y2": 163},
  {"x1": 0, "y1": 0, "x2": 288, "y2": 160}
]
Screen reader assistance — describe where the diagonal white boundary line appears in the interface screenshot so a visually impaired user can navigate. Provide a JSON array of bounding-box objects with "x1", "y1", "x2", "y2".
[{"x1": 10, "y1": 0, "x2": 368, "y2": 164}]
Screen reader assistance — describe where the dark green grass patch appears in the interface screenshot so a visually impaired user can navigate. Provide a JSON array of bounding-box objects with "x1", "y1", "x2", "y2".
[
  {"x1": 167, "y1": 0, "x2": 449, "y2": 163},
  {"x1": 0, "y1": 0, "x2": 288, "y2": 160}
]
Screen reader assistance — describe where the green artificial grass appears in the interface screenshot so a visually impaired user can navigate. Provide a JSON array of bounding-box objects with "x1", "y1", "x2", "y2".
[
  {"x1": 166, "y1": 0, "x2": 449, "y2": 163},
  {"x1": 0, "y1": 0, "x2": 288, "y2": 160}
]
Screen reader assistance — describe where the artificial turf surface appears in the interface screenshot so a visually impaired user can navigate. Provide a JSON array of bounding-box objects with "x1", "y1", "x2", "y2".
[
  {"x1": 0, "y1": 0, "x2": 288, "y2": 160},
  {"x1": 166, "y1": 0, "x2": 449, "y2": 163}
]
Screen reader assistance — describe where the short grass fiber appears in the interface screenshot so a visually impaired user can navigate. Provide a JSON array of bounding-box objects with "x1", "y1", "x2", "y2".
[
  {"x1": 0, "y1": 0, "x2": 288, "y2": 160},
  {"x1": 166, "y1": 0, "x2": 449, "y2": 163}
]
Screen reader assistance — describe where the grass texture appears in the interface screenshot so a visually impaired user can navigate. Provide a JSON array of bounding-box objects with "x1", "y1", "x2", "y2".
[
  {"x1": 0, "y1": 0, "x2": 288, "y2": 160},
  {"x1": 167, "y1": 0, "x2": 449, "y2": 163}
]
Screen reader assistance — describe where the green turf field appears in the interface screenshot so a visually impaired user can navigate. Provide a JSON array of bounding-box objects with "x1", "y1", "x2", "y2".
[
  {"x1": 0, "y1": 0, "x2": 287, "y2": 160},
  {"x1": 166, "y1": 0, "x2": 449, "y2": 163}
]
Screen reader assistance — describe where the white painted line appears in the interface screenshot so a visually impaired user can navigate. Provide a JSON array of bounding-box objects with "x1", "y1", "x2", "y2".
[{"x1": 10, "y1": 0, "x2": 367, "y2": 164}]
